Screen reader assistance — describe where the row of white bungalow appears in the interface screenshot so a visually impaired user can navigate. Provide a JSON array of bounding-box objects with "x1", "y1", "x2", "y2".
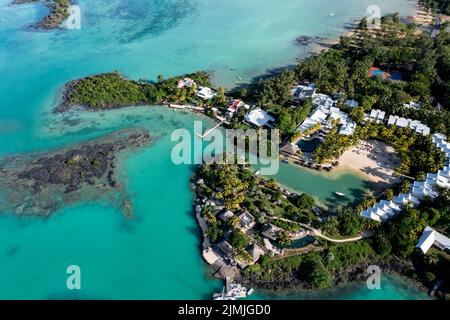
[
  {"x1": 364, "y1": 108, "x2": 432, "y2": 136},
  {"x1": 361, "y1": 133, "x2": 450, "y2": 223}
]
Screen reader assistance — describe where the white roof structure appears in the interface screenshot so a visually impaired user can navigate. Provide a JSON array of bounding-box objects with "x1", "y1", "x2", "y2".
[
  {"x1": 362, "y1": 133, "x2": 450, "y2": 223},
  {"x1": 368, "y1": 109, "x2": 386, "y2": 122},
  {"x1": 409, "y1": 121, "x2": 431, "y2": 136},
  {"x1": 329, "y1": 108, "x2": 349, "y2": 125},
  {"x1": 296, "y1": 108, "x2": 327, "y2": 133},
  {"x1": 387, "y1": 115, "x2": 430, "y2": 135},
  {"x1": 361, "y1": 200, "x2": 403, "y2": 222},
  {"x1": 218, "y1": 210, "x2": 234, "y2": 222},
  {"x1": 397, "y1": 117, "x2": 410, "y2": 128},
  {"x1": 244, "y1": 108, "x2": 275, "y2": 128},
  {"x1": 238, "y1": 212, "x2": 256, "y2": 230},
  {"x1": 345, "y1": 100, "x2": 359, "y2": 108},
  {"x1": 339, "y1": 121, "x2": 357, "y2": 136},
  {"x1": 313, "y1": 94, "x2": 334, "y2": 109},
  {"x1": 404, "y1": 101, "x2": 422, "y2": 110},
  {"x1": 292, "y1": 85, "x2": 316, "y2": 100},
  {"x1": 178, "y1": 77, "x2": 196, "y2": 89},
  {"x1": 416, "y1": 226, "x2": 450, "y2": 254},
  {"x1": 197, "y1": 86, "x2": 216, "y2": 100}
]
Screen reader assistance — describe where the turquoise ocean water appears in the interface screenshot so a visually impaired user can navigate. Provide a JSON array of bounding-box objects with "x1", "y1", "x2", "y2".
[{"x1": 0, "y1": 0, "x2": 430, "y2": 299}]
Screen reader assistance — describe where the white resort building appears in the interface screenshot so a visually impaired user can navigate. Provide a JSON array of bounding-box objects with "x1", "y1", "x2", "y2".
[
  {"x1": 416, "y1": 226, "x2": 450, "y2": 254},
  {"x1": 345, "y1": 99, "x2": 359, "y2": 108},
  {"x1": 388, "y1": 115, "x2": 431, "y2": 136},
  {"x1": 177, "y1": 77, "x2": 196, "y2": 89},
  {"x1": 244, "y1": 108, "x2": 275, "y2": 128},
  {"x1": 361, "y1": 133, "x2": 450, "y2": 223},
  {"x1": 367, "y1": 109, "x2": 386, "y2": 123},
  {"x1": 291, "y1": 84, "x2": 316, "y2": 101},
  {"x1": 403, "y1": 101, "x2": 422, "y2": 110},
  {"x1": 197, "y1": 86, "x2": 216, "y2": 100},
  {"x1": 293, "y1": 89, "x2": 357, "y2": 137}
]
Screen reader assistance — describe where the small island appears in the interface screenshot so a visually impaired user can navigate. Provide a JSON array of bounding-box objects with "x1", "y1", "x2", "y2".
[
  {"x1": 13, "y1": 0, "x2": 73, "y2": 30},
  {"x1": 56, "y1": 71, "x2": 214, "y2": 112}
]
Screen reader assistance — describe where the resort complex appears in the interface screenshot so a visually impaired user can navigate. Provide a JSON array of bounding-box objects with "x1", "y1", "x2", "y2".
[{"x1": 2, "y1": 0, "x2": 450, "y2": 305}]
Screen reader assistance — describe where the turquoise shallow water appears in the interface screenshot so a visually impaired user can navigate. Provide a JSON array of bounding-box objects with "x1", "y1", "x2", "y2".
[
  {"x1": 261, "y1": 163, "x2": 374, "y2": 208},
  {"x1": 253, "y1": 274, "x2": 431, "y2": 300},
  {"x1": 0, "y1": 0, "x2": 427, "y2": 299}
]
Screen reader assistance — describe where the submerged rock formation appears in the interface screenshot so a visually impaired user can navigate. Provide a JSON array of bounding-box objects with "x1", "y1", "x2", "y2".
[{"x1": 0, "y1": 128, "x2": 151, "y2": 217}]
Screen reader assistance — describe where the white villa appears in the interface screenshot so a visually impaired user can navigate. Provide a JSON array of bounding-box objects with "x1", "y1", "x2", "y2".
[
  {"x1": 313, "y1": 93, "x2": 335, "y2": 110},
  {"x1": 177, "y1": 77, "x2": 196, "y2": 89},
  {"x1": 367, "y1": 109, "x2": 386, "y2": 123},
  {"x1": 238, "y1": 212, "x2": 256, "y2": 231},
  {"x1": 293, "y1": 90, "x2": 358, "y2": 137},
  {"x1": 361, "y1": 133, "x2": 450, "y2": 223},
  {"x1": 345, "y1": 99, "x2": 359, "y2": 108},
  {"x1": 403, "y1": 101, "x2": 422, "y2": 110},
  {"x1": 416, "y1": 226, "x2": 450, "y2": 254},
  {"x1": 291, "y1": 84, "x2": 316, "y2": 100},
  {"x1": 197, "y1": 86, "x2": 216, "y2": 100},
  {"x1": 244, "y1": 108, "x2": 275, "y2": 128},
  {"x1": 388, "y1": 116, "x2": 431, "y2": 136},
  {"x1": 339, "y1": 121, "x2": 357, "y2": 136}
]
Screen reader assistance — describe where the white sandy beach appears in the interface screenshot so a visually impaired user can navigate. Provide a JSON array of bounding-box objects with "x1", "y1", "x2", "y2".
[{"x1": 334, "y1": 140, "x2": 401, "y2": 186}]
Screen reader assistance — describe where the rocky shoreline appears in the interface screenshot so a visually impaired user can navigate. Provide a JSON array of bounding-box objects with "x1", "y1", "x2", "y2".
[
  {"x1": 240, "y1": 257, "x2": 438, "y2": 298},
  {"x1": 0, "y1": 128, "x2": 151, "y2": 217}
]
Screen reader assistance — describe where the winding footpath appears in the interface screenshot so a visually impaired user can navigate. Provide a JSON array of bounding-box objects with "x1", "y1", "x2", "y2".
[{"x1": 271, "y1": 217, "x2": 375, "y2": 243}]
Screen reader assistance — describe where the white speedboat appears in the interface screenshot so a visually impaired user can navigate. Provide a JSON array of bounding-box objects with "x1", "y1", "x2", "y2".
[
  {"x1": 213, "y1": 283, "x2": 249, "y2": 300},
  {"x1": 335, "y1": 192, "x2": 346, "y2": 197}
]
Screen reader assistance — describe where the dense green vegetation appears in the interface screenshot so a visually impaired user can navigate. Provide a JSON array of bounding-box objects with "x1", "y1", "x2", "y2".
[
  {"x1": 425, "y1": 0, "x2": 450, "y2": 14},
  {"x1": 378, "y1": 187, "x2": 450, "y2": 257},
  {"x1": 63, "y1": 71, "x2": 214, "y2": 110},
  {"x1": 244, "y1": 241, "x2": 377, "y2": 290},
  {"x1": 197, "y1": 164, "x2": 319, "y2": 225},
  {"x1": 245, "y1": 15, "x2": 450, "y2": 138},
  {"x1": 39, "y1": 0, "x2": 71, "y2": 29}
]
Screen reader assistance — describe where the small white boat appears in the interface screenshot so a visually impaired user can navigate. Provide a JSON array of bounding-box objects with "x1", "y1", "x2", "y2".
[
  {"x1": 329, "y1": 13, "x2": 335, "y2": 17},
  {"x1": 213, "y1": 284, "x2": 249, "y2": 300},
  {"x1": 247, "y1": 288, "x2": 255, "y2": 296},
  {"x1": 335, "y1": 192, "x2": 346, "y2": 197}
]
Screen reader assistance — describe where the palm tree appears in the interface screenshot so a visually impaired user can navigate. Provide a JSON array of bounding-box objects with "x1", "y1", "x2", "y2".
[
  {"x1": 228, "y1": 215, "x2": 241, "y2": 228},
  {"x1": 277, "y1": 230, "x2": 293, "y2": 246}
]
